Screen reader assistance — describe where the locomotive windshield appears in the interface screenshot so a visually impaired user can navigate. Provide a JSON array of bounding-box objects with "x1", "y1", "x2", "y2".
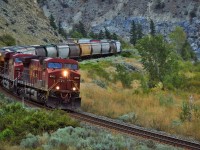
[
  {"x1": 48, "y1": 62, "x2": 62, "y2": 69},
  {"x1": 64, "y1": 64, "x2": 78, "y2": 70},
  {"x1": 15, "y1": 58, "x2": 22, "y2": 63}
]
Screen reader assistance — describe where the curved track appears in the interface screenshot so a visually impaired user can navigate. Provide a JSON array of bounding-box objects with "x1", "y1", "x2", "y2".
[
  {"x1": 70, "y1": 111, "x2": 200, "y2": 150},
  {"x1": 0, "y1": 87, "x2": 200, "y2": 149}
]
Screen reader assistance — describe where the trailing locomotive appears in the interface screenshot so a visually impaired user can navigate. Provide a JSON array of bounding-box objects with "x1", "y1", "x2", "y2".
[{"x1": 0, "y1": 51, "x2": 81, "y2": 109}]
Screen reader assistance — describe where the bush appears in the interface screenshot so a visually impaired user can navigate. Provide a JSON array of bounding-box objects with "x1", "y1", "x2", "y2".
[
  {"x1": 115, "y1": 64, "x2": 133, "y2": 88},
  {"x1": 0, "y1": 103, "x2": 79, "y2": 143},
  {"x1": 20, "y1": 125, "x2": 176, "y2": 150},
  {"x1": 118, "y1": 112, "x2": 138, "y2": 123},
  {"x1": 80, "y1": 62, "x2": 110, "y2": 80},
  {"x1": 93, "y1": 80, "x2": 107, "y2": 88},
  {"x1": 158, "y1": 94, "x2": 174, "y2": 106},
  {"x1": 180, "y1": 101, "x2": 191, "y2": 122},
  {"x1": 20, "y1": 133, "x2": 39, "y2": 149},
  {"x1": 0, "y1": 34, "x2": 16, "y2": 46}
]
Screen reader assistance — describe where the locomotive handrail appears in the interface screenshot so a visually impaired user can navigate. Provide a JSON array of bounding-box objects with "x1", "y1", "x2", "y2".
[
  {"x1": 72, "y1": 80, "x2": 80, "y2": 91},
  {"x1": 47, "y1": 80, "x2": 60, "y2": 96}
]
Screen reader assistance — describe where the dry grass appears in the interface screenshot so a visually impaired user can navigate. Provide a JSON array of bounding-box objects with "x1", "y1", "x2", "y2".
[{"x1": 80, "y1": 58, "x2": 200, "y2": 141}]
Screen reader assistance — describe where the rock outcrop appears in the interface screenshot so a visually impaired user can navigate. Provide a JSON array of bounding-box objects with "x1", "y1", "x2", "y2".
[
  {"x1": 40, "y1": 0, "x2": 200, "y2": 57},
  {"x1": 0, "y1": 0, "x2": 62, "y2": 45}
]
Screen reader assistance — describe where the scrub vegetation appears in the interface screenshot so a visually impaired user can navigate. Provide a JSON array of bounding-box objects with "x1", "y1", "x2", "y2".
[
  {"x1": 80, "y1": 27, "x2": 200, "y2": 142},
  {"x1": 80, "y1": 57, "x2": 200, "y2": 141},
  {"x1": 0, "y1": 94, "x2": 177, "y2": 150}
]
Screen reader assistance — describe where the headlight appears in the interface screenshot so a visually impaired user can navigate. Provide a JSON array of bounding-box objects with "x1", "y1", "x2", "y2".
[
  {"x1": 72, "y1": 87, "x2": 76, "y2": 91},
  {"x1": 63, "y1": 70, "x2": 68, "y2": 77},
  {"x1": 56, "y1": 86, "x2": 60, "y2": 90},
  {"x1": 49, "y1": 75, "x2": 56, "y2": 78},
  {"x1": 15, "y1": 67, "x2": 20, "y2": 71}
]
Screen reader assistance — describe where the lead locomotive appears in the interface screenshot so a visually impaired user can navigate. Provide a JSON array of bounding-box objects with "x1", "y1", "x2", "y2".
[{"x1": 0, "y1": 51, "x2": 81, "y2": 109}]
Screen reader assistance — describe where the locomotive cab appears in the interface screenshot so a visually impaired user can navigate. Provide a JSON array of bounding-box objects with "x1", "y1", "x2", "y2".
[{"x1": 42, "y1": 58, "x2": 81, "y2": 109}]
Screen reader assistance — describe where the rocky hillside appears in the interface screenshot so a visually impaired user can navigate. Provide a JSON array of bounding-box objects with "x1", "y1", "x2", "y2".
[
  {"x1": 0, "y1": 0, "x2": 63, "y2": 45},
  {"x1": 40, "y1": 0, "x2": 200, "y2": 57}
]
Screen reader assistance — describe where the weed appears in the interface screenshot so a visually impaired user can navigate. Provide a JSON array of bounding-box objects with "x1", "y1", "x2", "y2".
[
  {"x1": 159, "y1": 94, "x2": 174, "y2": 106},
  {"x1": 180, "y1": 101, "x2": 191, "y2": 122}
]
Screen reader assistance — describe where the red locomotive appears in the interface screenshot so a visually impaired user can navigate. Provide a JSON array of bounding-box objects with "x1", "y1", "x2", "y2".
[{"x1": 0, "y1": 51, "x2": 81, "y2": 109}]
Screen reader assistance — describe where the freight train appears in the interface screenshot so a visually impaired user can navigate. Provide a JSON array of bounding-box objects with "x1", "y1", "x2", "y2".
[
  {"x1": 0, "y1": 40, "x2": 121, "y2": 59},
  {"x1": 0, "y1": 40, "x2": 121, "y2": 109},
  {"x1": 0, "y1": 51, "x2": 81, "y2": 109}
]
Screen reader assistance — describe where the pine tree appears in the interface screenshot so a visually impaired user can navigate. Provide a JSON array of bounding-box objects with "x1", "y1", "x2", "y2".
[
  {"x1": 58, "y1": 20, "x2": 67, "y2": 38},
  {"x1": 79, "y1": 21, "x2": 87, "y2": 37},
  {"x1": 130, "y1": 21, "x2": 137, "y2": 45},
  {"x1": 104, "y1": 27, "x2": 112, "y2": 39},
  {"x1": 136, "y1": 24, "x2": 143, "y2": 40},
  {"x1": 89, "y1": 31, "x2": 98, "y2": 39},
  {"x1": 150, "y1": 19, "x2": 156, "y2": 36},
  {"x1": 98, "y1": 30, "x2": 105, "y2": 39},
  {"x1": 49, "y1": 14, "x2": 57, "y2": 30},
  {"x1": 112, "y1": 33, "x2": 118, "y2": 40}
]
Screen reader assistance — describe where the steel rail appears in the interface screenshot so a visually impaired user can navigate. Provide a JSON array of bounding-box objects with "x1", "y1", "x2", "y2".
[{"x1": 70, "y1": 111, "x2": 200, "y2": 150}]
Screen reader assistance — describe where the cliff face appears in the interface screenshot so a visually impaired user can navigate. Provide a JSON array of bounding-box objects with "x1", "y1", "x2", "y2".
[
  {"x1": 41, "y1": 0, "x2": 200, "y2": 57},
  {"x1": 1, "y1": 0, "x2": 199, "y2": 57},
  {"x1": 0, "y1": 0, "x2": 62, "y2": 45}
]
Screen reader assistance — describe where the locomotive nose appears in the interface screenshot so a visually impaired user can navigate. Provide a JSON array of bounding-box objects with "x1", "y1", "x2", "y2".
[{"x1": 63, "y1": 70, "x2": 68, "y2": 77}]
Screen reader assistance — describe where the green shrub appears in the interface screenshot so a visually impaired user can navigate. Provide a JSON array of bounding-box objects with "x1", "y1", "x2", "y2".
[
  {"x1": 180, "y1": 101, "x2": 191, "y2": 122},
  {"x1": 158, "y1": 94, "x2": 174, "y2": 107},
  {"x1": 20, "y1": 125, "x2": 178, "y2": 150},
  {"x1": 118, "y1": 112, "x2": 138, "y2": 123},
  {"x1": 115, "y1": 64, "x2": 133, "y2": 88},
  {"x1": 80, "y1": 62, "x2": 110, "y2": 80},
  {"x1": 20, "y1": 133, "x2": 39, "y2": 149},
  {"x1": 0, "y1": 129, "x2": 15, "y2": 140},
  {"x1": 120, "y1": 51, "x2": 135, "y2": 58},
  {"x1": 0, "y1": 34, "x2": 16, "y2": 46},
  {"x1": 93, "y1": 80, "x2": 107, "y2": 88},
  {"x1": 0, "y1": 103, "x2": 79, "y2": 143}
]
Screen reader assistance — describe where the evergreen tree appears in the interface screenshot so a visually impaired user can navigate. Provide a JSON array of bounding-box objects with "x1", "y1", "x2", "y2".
[
  {"x1": 136, "y1": 24, "x2": 143, "y2": 40},
  {"x1": 150, "y1": 19, "x2": 156, "y2": 36},
  {"x1": 70, "y1": 31, "x2": 83, "y2": 38},
  {"x1": 49, "y1": 14, "x2": 57, "y2": 30},
  {"x1": 58, "y1": 20, "x2": 67, "y2": 38},
  {"x1": 78, "y1": 21, "x2": 87, "y2": 37},
  {"x1": 98, "y1": 30, "x2": 105, "y2": 39},
  {"x1": 104, "y1": 27, "x2": 112, "y2": 39},
  {"x1": 130, "y1": 20, "x2": 137, "y2": 45},
  {"x1": 112, "y1": 33, "x2": 118, "y2": 40},
  {"x1": 89, "y1": 31, "x2": 98, "y2": 39}
]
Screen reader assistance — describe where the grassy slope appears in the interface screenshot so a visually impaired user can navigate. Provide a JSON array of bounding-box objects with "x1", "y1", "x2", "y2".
[
  {"x1": 80, "y1": 56, "x2": 200, "y2": 141},
  {"x1": 0, "y1": 0, "x2": 62, "y2": 46}
]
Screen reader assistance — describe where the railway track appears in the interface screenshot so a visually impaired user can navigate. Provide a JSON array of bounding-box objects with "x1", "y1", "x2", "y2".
[
  {"x1": 1, "y1": 87, "x2": 200, "y2": 149},
  {"x1": 69, "y1": 111, "x2": 200, "y2": 150}
]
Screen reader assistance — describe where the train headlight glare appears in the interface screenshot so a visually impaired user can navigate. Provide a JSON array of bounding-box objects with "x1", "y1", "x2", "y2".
[
  {"x1": 63, "y1": 70, "x2": 68, "y2": 77},
  {"x1": 72, "y1": 87, "x2": 76, "y2": 91},
  {"x1": 56, "y1": 86, "x2": 60, "y2": 90}
]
